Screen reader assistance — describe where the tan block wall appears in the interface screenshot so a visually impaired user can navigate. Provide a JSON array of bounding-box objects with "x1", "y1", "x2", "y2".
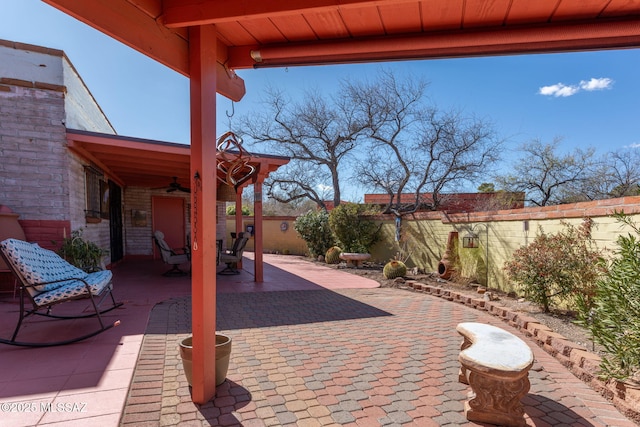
[
  {"x1": 370, "y1": 197, "x2": 640, "y2": 292},
  {"x1": 228, "y1": 197, "x2": 640, "y2": 294},
  {"x1": 225, "y1": 216, "x2": 307, "y2": 255}
]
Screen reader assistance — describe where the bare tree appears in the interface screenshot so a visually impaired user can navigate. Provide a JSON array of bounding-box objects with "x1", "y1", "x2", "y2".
[
  {"x1": 238, "y1": 70, "x2": 502, "y2": 218},
  {"x1": 495, "y1": 138, "x2": 595, "y2": 206},
  {"x1": 238, "y1": 85, "x2": 367, "y2": 210},
  {"x1": 581, "y1": 149, "x2": 640, "y2": 200},
  {"x1": 352, "y1": 70, "x2": 502, "y2": 217}
]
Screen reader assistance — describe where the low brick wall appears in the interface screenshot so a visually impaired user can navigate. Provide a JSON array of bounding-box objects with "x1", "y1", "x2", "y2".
[{"x1": 19, "y1": 219, "x2": 70, "y2": 250}]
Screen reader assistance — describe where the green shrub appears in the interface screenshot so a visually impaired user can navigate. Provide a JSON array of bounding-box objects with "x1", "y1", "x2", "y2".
[
  {"x1": 328, "y1": 203, "x2": 380, "y2": 253},
  {"x1": 576, "y1": 212, "x2": 640, "y2": 382},
  {"x1": 226, "y1": 205, "x2": 251, "y2": 216},
  {"x1": 294, "y1": 210, "x2": 334, "y2": 258},
  {"x1": 503, "y1": 218, "x2": 604, "y2": 313},
  {"x1": 56, "y1": 229, "x2": 107, "y2": 272}
]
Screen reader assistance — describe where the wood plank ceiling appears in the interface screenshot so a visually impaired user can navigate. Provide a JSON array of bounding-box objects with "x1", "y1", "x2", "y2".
[
  {"x1": 45, "y1": 0, "x2": 640, "y2": 75},
  {"x1": 160, "y1": 0, "x2": 640, "y2": 68},
  {"x1": 66, "y1": 129, "x2": 288, "y2": 190}
]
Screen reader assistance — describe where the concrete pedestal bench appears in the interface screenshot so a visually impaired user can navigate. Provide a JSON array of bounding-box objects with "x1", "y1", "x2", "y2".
[{"x1": 457, "y1": 322, "x2": 534, "y2": 427}]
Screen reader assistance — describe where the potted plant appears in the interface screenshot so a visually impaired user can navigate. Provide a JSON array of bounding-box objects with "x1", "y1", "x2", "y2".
[
  {"x1": 179, "y1": 333, "x2": 232, "y2": 387},
  {"x1": 328, "y1": 203, "x2": 380, "y2": 267},
  {"x1": 56, "y1": 228, "x2": 108, "y2": 272}
]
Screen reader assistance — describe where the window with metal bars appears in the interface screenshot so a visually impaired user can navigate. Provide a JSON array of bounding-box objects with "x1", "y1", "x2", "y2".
[{"x1": 84, "y1": 165, "x2": 103, "y2": 219}]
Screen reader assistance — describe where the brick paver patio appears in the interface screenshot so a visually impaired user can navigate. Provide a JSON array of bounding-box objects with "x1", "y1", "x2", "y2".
[{"x1": 121, "y1": 280, "x2": 636, "y2": 426}]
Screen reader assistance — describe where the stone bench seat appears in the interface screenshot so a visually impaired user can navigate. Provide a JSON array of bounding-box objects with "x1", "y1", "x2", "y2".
[{"x1": 457, "y1": 322, "x2": 534, "y2": 427}]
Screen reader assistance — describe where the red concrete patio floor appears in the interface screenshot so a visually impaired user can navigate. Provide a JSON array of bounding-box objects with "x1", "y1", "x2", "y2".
[{"x1": 0, "y1": 254, "x2": 636, "y2": 426}]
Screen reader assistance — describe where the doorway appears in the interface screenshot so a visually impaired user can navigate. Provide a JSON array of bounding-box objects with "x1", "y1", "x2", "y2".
[
  {"x1": 152, "y1": 196, "x2": 186, "y2": 259},
  {"x1": 108, "y1": 180, "x2": 124, "y2": 263}
]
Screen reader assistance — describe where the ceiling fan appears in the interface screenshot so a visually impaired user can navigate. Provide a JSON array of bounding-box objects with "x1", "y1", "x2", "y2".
[{"x1": 156, "y1": 177, "x2": 190, "y2": 193}]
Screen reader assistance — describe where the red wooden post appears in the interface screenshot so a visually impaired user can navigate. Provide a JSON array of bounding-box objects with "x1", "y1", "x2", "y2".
[
  {"x1": 188, "y1": 24, "x2": 218, "y2": 404},
  {"x1": 253, "y1": 177, "x2": 264, "y2": 282}
]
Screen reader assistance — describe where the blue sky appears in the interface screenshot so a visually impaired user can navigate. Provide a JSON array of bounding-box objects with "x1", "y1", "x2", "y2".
[{"x1": 1, "y1": 0, "x2": 639, "y2": 196}]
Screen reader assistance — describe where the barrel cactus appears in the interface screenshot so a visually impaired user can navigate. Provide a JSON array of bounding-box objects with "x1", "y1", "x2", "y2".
[
  {"x1": 383, "y1": 260, "x2": 407, "y2": 279},
  {"x1": 325, "y1": 246, "x2": 342, "y2": 264}
]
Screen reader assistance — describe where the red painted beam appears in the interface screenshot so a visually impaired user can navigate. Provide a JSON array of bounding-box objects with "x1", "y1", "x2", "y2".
[
  {"x1": 228, "y1": 18, "x2": 640, "y2": 68},
  {"x1": 43, "y1": 0, "x2": 246, "y2": 101}
]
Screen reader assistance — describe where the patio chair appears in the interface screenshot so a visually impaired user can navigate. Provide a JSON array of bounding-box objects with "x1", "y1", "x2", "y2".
[
  {"x1": 153, "y1": 230, "x2": 190, "y2": 276},
  {"x1": 0, "y1": 238, "x2": 122, "y2": 347},
  {"x1": 218, "y1": 233, "x2": 249, "y2": 275}
]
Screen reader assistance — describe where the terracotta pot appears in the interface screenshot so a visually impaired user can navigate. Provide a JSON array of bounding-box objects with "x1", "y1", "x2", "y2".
[{"x1": 179, "y1": 333, "x2": 232, "y2": 387}]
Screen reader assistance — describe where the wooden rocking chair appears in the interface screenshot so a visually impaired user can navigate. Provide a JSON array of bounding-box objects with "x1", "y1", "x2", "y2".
[{"x1": 0, "y1": 238, "x2": 122, "y2": 347}]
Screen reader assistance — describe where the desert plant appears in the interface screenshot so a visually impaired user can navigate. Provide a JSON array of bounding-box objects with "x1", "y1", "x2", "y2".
[
  {"x1": 503, "y1": 218, "x2": 604, "y2": 313},
  {"x1": 56, "y1": 228, "x2": 107, "y2": 272},
  {"x1": 226, "y1": 205, "x2": 251, "y2": 216},
  {"x1": 294, "y1": 209, "x2": 334, "y2": 258},
  {"x1": 576, "y1": 212, "x2": 640, "y2": 382},
  {"x1": 328, "y1": 203, "x2": 380, "y2": 253},
  {"x1": 383, "y1": 260, "x2": 407, "y2": 279},
  {"x1": 325, "y1": 246, "x2": 342, "y2": 264}
]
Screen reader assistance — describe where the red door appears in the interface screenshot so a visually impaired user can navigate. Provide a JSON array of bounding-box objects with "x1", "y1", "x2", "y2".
[{"x1": 152, "y1": 197, "x2": 186, "y2": 259}]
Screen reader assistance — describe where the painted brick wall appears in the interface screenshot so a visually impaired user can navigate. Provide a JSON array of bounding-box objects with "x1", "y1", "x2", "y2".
[
  {"x1": 123, "y1": 187, "x2": 154, "y2": 256},
  {"x1": 1, "y1": 41, "x2": 115, "y2": 253},
  {"x1": 18, "y1": 219, "x2": 70, "y2": 250},
  {"x1": 0, "y1": 84, "x2": 68, "y2": 221}
]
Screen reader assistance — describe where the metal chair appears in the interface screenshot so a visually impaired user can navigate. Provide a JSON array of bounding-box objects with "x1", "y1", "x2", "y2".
[
  {"x1": 153, "y1": 230, "x2": 190, "y2": 276},
  {"x1": 218, "y1": 233, "x2": 249, "y2": 275}
]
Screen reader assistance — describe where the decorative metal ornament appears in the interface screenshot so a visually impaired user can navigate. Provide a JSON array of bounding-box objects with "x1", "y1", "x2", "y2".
[{"x1": 216, "y1": 132, "x2": 257, "y2": 189}]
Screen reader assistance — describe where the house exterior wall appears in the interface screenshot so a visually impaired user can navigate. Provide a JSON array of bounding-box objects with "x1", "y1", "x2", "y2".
[
  {"x1": 122, "y1": 187, "x2": 228, "y2": 258},
  {"x1": 1, "y1": 39, "x2": 238, "y2": 262},
  {"x1": 124, "y1": 189, "x2": 187, "y2": 257},
  {"x1": 0, "y1": 39, "x2": 115, "y2": 251},
  {"x1": 0, "y1": 83, "x2": 68, "y2": 221},
  {"x1": 62, "y1": 58, "x2": 114, "y2": 133}
]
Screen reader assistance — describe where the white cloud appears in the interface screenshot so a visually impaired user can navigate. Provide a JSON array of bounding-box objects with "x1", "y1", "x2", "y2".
[
  {"x1": 580, "y1": 77, "x2": 613, "y2": 91},
  {"x1": 539, "y1": 77, "x2": 613, "y2": 97},
  {"x1": 539, "y1": 83, "x2": 579, "y2": 97}
]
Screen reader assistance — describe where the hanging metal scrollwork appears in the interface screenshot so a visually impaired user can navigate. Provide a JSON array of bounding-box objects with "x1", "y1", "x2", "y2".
[{"x1": 216, "y1": 131, "x2": 257, "y2": 190}]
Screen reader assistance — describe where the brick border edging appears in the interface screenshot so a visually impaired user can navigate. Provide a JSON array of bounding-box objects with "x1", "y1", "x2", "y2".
[{"x1": 403, "y1": 280, "x2": 640, "y2": 424}]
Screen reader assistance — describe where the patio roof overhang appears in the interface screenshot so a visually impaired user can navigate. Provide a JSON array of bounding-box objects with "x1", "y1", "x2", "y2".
[
  {"x1": 65, "y1": 128, "x2": 289, "y2": 190},
  {"x1": 42, "y1": 0, "x2": 640, "y2": 405},
  {"x1": 44, "y1": 0, "x2": 640, "y2": 79}
]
